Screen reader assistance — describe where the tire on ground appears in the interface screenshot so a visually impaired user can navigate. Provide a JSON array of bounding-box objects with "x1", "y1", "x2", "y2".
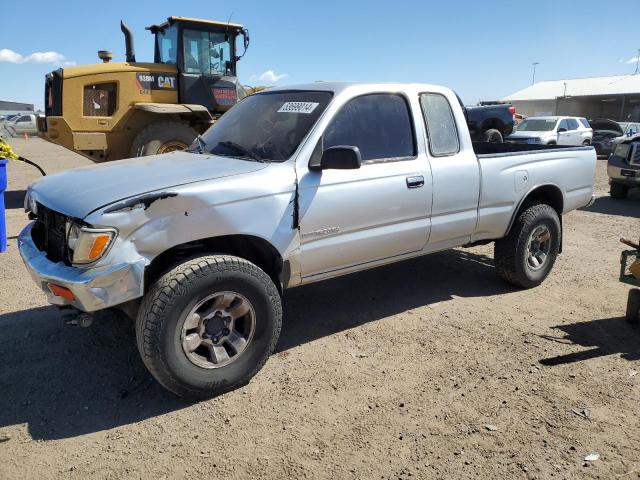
[
  {"x1": 483, "y1": 128, "x2": 503, "y2": 143},
  {"x1": 494, "y1": 203, "x2": 561, "y2": 289},
  {"x1": 610, "y1": 183, "x2": 628, "y2": 200},
  {"x1": 626, "y1": 289, "x2": 640, "y2": 324},
  {"x1": 135, "y1": 255, "x2": 282, "y2": 400},
  {"x1": 129, "y1": 121, "x2": 198, "y2": 157}
]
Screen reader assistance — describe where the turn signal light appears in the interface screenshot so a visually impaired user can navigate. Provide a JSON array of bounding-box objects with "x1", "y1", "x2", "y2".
[{"x1": 48, "y1": 284, "x2": 76, "y2": 302}]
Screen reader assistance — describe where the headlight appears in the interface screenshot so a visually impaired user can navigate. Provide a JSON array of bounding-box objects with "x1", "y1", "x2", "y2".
[{"x1": 66, "y1": 222, "x2": 116, "y2": 264}]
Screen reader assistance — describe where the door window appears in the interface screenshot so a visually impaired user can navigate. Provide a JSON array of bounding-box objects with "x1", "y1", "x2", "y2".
[
  {"x1": 183, "y1": 29, "x2": 232, "y2": 75},
  {"x1": 156, "y1": 25, "x2": 178, "y2": 64},
  {"x1": 323, "y1": 94, "x2": 415, "y2": 162},
  {"x1": 16, "y1": 116, "x2": 30, "y2": 123},
  {"x1": 558, "y1": 119, "x2": 569, "y2": 131},
  {"x1": 419, "y1": 93, "x2": 460, "y2": 156},
  {"x1": 566, "y1": 118, "x2": 579, "y2": 130}
]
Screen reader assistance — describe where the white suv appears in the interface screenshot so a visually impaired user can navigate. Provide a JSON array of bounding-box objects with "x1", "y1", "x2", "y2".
[{"x1": 506, "y1": 116, "x2": 593, "y2": 146}]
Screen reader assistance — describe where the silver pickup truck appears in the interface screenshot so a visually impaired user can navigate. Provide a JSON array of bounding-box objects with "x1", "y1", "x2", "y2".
[{"x1": 18, "y1": 82, "x2": 596, "y2": 399}]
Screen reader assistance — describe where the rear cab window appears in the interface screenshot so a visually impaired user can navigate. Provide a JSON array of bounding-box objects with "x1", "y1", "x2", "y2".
[{"x1": 419, "y1": 93, "x2": 460, "y2": 156}]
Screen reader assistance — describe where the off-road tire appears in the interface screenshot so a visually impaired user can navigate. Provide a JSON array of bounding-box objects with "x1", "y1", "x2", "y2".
[
  {"x1": 610, "y1": 183, "x2": 628, "y2": 200},
  {"x1": 136, "y1": 255, "x2": 282, "y2": 400},
  {"x1": 129, "y1": 121, "x2": 198, "y2": 157},
  {"x1": 483, "y1": 128, "x2": 503, "y2": 143},
  {"x1": 626, "y1": 289, "x2": 640, "y2": 324},
  {"x1": 494, "y1": 203, "x2": 561, "y2": 288}
]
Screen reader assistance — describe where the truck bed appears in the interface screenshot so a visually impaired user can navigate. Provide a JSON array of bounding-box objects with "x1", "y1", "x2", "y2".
[{"x1": 473, "y1": 141, "x2": 592, "y2": 157}]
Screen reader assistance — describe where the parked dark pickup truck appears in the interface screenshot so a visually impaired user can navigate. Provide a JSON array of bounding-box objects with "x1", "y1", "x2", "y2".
[{"x1": 466, "y1": 104, "x2": 516, "y2": 143}]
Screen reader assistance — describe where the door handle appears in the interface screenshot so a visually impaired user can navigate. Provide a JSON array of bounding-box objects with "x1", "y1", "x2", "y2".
[{"x1": 406, "y1": 175, "x2": 424, "y2": 188}]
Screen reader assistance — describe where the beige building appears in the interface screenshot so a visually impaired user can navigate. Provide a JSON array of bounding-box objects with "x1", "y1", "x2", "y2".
[{"x1": 502, "y1": 75, "x2": 640, "y2": 121}]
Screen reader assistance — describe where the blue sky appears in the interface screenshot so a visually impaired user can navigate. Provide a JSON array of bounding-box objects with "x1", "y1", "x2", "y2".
[{"x1": 2, "y1": 0, "x2": 640, "y2": 109}]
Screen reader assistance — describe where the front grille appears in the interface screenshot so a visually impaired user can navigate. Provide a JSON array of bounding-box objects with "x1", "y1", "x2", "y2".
[
  {"x1": 631, "y1": 143, "x2": 640, "y2": 166},
  {"x1": 31, "y1": 203, "x2": 69, "y2": 264}
]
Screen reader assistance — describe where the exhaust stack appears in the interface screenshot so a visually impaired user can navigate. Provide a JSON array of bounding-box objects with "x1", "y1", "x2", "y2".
[{"x1": 120, "y1": 20, "x2": 136, "y2": 63}]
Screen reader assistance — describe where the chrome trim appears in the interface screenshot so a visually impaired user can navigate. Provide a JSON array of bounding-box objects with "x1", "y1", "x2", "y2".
[{"x1": 18, "y1": 222, "x2": 145, "y2": 312}]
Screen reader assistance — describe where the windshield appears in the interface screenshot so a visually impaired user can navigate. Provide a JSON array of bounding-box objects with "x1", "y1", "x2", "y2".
[
  {"x1": 183, "y1": 29, "x2": 232, "y2": 75},
  {"x1": 194, "y1": 90, "x2": 333, "y2": 162},
  {"x1": 156, "y1": 25, "x2": 178, "y2": 64},
  {"x1": 516, "y1": 119, "x2": 558, "y2": 132}
]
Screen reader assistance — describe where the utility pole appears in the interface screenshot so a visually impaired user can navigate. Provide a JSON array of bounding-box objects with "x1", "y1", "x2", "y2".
[{"x1": 531, "y1": 62, "x2": 539, "y2": 85}]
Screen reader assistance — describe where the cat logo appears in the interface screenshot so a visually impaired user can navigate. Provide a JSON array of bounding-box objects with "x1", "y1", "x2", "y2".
[
  {"x1": 158, "y1": 76, "x2": 175, "y2": 89},
  {"x1": 135, "y1": 73, "x2": 178, "y2": 92}
]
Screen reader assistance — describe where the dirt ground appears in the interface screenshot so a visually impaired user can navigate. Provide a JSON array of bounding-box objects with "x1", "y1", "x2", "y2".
[{"x1": 0, "y1": 138, "x2": 639, "y2": 479}]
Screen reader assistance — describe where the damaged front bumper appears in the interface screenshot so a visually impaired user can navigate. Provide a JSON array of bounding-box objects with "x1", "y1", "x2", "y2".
[{"x1": 18, "y1": 222, "x2": 146, "y2": 312}]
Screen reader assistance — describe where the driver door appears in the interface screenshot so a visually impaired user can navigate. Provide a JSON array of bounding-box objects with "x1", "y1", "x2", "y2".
[
  {"x1": 557, "y1": 119, "x2": 570, "y2": 145},
  {"x1": 297, "y1": 93, "x2": 432, "y2": 279}
]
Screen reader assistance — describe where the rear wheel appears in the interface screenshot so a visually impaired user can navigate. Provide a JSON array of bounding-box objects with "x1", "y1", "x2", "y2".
[
  {"x1": 582, "y1": 139, "x2": 591, "y2": 146},
  {"x1": 626, "y1": 289, "x2": 640, "y2": 324},
  {"x1": 130, "y1": 121, "x2": 198, "y2": 157},
  {"x1": 610, "y1": 183, "x2": 628, "y2": 200},
  {"x1": 483, "y1": 128, "x2": 503, "y2": 143},
  {"x1": 136, "y1": 255, "x2": 282, "y2": 400},
  {"x1": 494, "y1": 203, "x2": 561, "y2": 288}
]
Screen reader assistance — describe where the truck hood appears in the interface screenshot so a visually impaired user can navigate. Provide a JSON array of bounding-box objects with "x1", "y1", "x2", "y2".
[
  {"x1": 589, "y1": 118, "x2": 623, "y2": 136},
  {"x1": 30, "y1": 151, "x2": 268, "y2": 219}
]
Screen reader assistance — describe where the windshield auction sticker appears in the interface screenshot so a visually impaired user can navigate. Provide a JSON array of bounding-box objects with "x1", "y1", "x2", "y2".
[{"x1": 278, "y1": 102, "x2": 319, "y2": 114}]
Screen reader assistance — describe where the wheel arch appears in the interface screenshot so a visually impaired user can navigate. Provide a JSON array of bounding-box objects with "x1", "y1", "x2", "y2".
[
  {"x1": 144, "y1": 234, "x2": 286, "y2": 294},
  {"x1": 481, "y1": 118, "x2": 506, "y2": 134},
  {"x1": 505, "y1": 183, "x2": 564, "y2": 244}
]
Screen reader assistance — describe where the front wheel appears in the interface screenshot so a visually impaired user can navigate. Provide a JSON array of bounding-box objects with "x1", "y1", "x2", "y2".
[
  {"x1": 136, "y1": 255, "x2": 282, "y2": 400},
  {"x1": 494, "y1": 203, "x2": 561, "y2": 288}
]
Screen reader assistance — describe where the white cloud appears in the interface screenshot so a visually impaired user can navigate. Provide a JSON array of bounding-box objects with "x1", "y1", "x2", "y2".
[
  {"x1": 258, "y1": 69, "x2": 288, "y2": 82},
  {"x1": 625, "y1": 56, "x2": 640, "y2": 65},
  {"x1": 0, "y1": 48, "x2": 75, "y2": 66}
]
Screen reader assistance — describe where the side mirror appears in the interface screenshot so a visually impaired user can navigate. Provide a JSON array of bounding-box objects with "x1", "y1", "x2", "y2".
[
  {"x1": 557, "y1": 127, "x2": 567, "y2": 133},
  {"x1": 317, "y1": 146, "x2": 362, "y2": 170}
]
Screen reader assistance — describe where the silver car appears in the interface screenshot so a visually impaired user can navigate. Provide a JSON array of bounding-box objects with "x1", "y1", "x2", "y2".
[{"x1": 7, "y1": 114, "x2": 38, "y2": 136}]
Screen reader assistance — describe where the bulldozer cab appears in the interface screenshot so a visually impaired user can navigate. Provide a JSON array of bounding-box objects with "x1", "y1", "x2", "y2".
[{"x1": 147, "y1": 16, "x2": 250, "y2": 113}]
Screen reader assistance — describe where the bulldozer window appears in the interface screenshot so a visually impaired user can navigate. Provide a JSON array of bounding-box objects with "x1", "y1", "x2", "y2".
[
  {"x1": 183, "y1": 29, "x2": 232, "y2": 76},
  {"x1": 156, "y1": 25, "x2": 178, "y2": 64}
]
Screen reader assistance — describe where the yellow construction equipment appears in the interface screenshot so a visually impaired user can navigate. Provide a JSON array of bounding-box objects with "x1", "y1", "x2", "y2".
[{"x1": 39, "y1": 17, "x2": 250, "y2": 161}]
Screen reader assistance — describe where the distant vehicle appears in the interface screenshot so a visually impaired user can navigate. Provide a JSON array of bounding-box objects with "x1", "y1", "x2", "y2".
[
  {"x1": 608, "y1": 137, "x2": 640, "y2": 199},
  {"x1": 6, "y1": 114, "x2": 38, "y2": 136},
  {"x1": 465, "y1": 103, "x2": 516, "y2": 142},
  {"x1": 506, "y1": 116, "x2": 593, "y2": 146},
  {"x1": 590, "y1": 119, "x2": 640, "y2": 157}
]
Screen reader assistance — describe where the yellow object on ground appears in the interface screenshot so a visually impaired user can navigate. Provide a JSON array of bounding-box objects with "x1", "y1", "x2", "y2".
[
  {"x1": 630, "y1": 260, "x2": 640, "y2": 280},
  {"x1": 0, "y1": 139, "x2": 19, "y2": 160}
]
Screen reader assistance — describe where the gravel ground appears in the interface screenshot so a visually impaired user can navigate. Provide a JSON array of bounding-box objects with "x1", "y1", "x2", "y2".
[{"x1": 0, "y1": 138, "x2": 639, "y2": 479}]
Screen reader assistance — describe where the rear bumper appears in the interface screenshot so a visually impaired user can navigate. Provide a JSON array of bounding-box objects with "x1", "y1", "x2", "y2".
[
  {"x1": 18, "y1": 222, "x2": 145, "y2": 312},
  {"x1": 608, "y1": 164, "x2": 640, "y2": 186}
]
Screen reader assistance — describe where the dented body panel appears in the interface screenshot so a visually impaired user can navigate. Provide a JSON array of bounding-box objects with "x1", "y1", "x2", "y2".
[{"x1": 20, "y1": 82, "x2": 596, "y2": 313}]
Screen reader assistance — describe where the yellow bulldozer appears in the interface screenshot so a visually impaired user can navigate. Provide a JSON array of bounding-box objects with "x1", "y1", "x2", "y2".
[{"x1": 38, "y1": 16, "x2": 250, "y2": 162}]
